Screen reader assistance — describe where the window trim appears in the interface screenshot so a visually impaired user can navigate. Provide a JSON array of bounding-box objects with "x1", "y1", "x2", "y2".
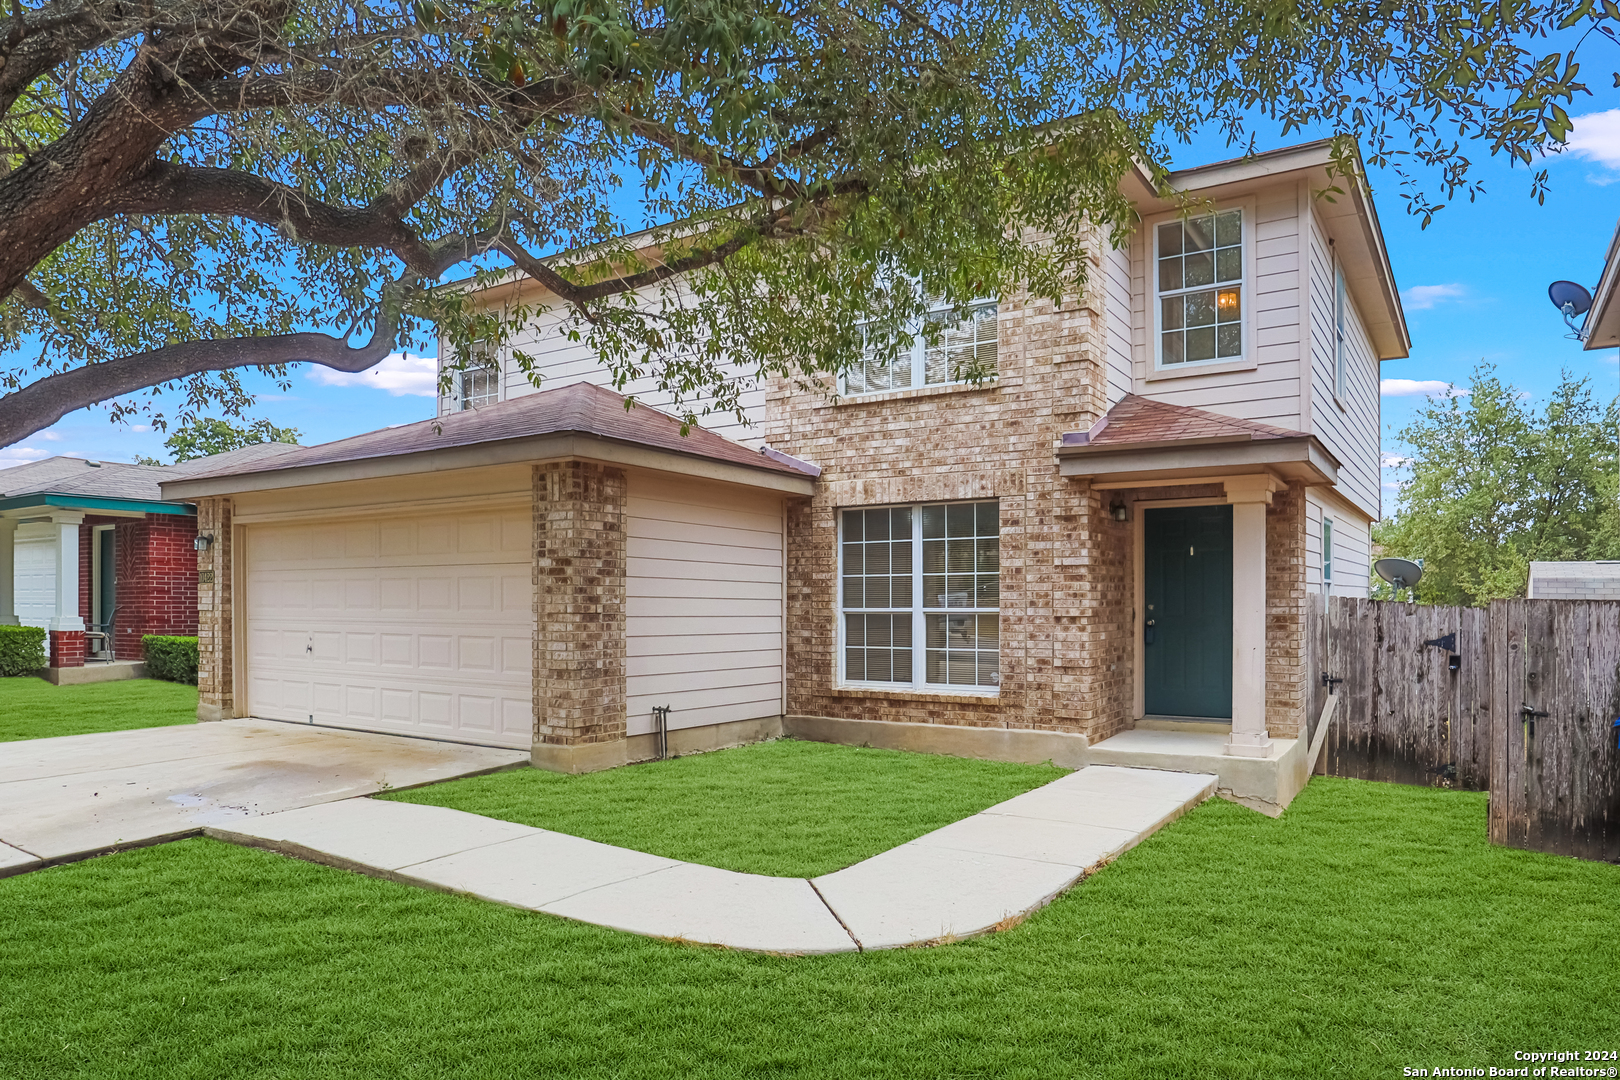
[
  {"x1": 841, "y1": 298, "x2": 999, "y2": 398},
  {"x1": 1322, "y1": 516, "x2": 1334, "y2": 586},
  {"x1": 439, "y1": 343, "x2": 502, "y2": 415},
  {"x1": 835, "y1": 501, "x2": 1002, "y2": 697},
  {"x1": 1148, "y1": 198, "x2": 1258, "y2": 375}
]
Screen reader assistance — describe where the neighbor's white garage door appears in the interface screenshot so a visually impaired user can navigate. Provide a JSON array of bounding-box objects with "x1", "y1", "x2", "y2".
[{"x1": 243, "y1": 506, "x2": 533, "y2": 749}]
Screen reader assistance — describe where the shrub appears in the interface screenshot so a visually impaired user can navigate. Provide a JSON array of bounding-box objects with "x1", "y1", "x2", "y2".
[
  {"x1": 143, "y1": 635, "x2": 199, "y2": 684},
  {"x1": 0, "y1": 624, "x2": 47, "y2": 676}
]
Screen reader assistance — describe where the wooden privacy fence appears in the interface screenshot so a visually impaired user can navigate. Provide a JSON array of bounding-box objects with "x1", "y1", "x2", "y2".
[{"x1": 1306, "y1": 595, "x2": 1620, "y2": 862}]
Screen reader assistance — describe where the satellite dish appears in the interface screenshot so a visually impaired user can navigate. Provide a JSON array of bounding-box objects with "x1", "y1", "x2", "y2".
[
  {"x1": 1375, "y1": 558, "x2": 1424, "y2": 590},
  {"x1": 1548, "y1": 280, "x2": 1593, "y2": 317}
]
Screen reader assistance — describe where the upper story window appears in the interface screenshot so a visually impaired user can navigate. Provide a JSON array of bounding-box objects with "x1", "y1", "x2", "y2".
[
  {"x1": 1155, "y1": 209, "x2": 1245, "y2": 368},
  {"x1": 439, "y1": 343, "x2": 501, "y2": 416},
  {"x1": 844, "y1": 300, "x2": 998, "y2": 396},
  {"x1": 840, "y1": 500, "x2": 1001, "y2": 692}
]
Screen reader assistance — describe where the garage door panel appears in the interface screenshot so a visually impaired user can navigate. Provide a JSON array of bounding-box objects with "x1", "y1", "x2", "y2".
[
  {"x1": 380, "y1": 633, "x2": 412, "y2": 666},
  {"x1": 244, "y1": 507, "x2": 532, "y2": 750}
]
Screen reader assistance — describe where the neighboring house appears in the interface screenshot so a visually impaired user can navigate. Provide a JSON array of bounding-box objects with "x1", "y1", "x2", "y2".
[
  {"x1": 1528, "y1": 561, "x2": 1620, "y2": 600},
  {"x1": 0, "y1": 456, "x2": 198, "y2": 672},
  {"x1": 170, "y1": 139, "x2": 1405, "y2": 810}
]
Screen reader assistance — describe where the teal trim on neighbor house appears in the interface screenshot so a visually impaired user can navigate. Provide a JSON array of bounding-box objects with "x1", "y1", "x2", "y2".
[{"x1": 0, "y1": 492, "x2": 196, "y2": 516}]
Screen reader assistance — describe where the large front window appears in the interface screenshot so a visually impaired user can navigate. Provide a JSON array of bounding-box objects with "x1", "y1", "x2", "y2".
[
  {"x1": 845, "y1": 301, "x2": 998, "y2": 395},
  {"x1": 841, "y1": 501, "x2": 1001, "y2": 691},
  {"x1": 1157, "y1": 209, "x2": 1244, "y2": 367}
]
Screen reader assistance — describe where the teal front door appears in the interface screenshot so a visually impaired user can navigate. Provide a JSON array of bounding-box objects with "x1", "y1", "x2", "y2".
[{"x1": 1143, "y1": 505, "x2": 1233, "y2": 719}]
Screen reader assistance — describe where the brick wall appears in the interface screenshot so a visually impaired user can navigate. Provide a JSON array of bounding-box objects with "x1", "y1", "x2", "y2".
[
  {"x1": 1266, "y1": 482, "x2": 1307, "y2": 737},
  {"x1": 196, "y1": 497, "x2": 234, "y2": 720},
  {"x1": 769, "y1": 254, "x2": 1156, "y2": 742},
  {"x1": 120, "y1": 515, "x2": 200, "y2": 659},
  {"x1": 533, "y1": 461, "x2": 627, "y2": 748},
  {"x1": 75, "y1": 514, "x2": 199, "y2": 660},
  {"x1": 765, "y1": 255, "x2": 1311, "y2": 742}
]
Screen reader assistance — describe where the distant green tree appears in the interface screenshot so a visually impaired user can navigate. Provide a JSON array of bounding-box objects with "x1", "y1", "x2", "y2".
[
  {"x1": 1375, "y1": 365, "x2": 1619, "y2": 606},
  {"x1": 145, "y1": 418, "x2": 301, "y2": 465}
]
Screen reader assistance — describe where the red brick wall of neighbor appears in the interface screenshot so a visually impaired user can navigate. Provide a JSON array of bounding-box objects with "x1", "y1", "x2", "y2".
[
  {"x1": 74, "y1": 514, "x2": 199, "y2": 660},
  {"x1": 49, "y1": 629, "x2": 86, "y2": 668},
  {"x1": 113, "y1": 515, "x2": 200, "y2": 660},
  {"x1": 764, "y1": 238, "x2": 1310, "y2": 742}
]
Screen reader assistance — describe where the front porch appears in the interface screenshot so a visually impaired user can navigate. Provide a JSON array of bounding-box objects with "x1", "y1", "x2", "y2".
[{"x1": 1057, "y1": 394, "x2": 1342, "y2": 775}]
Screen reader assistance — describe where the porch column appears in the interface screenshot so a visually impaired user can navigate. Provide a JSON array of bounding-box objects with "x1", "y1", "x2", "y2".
[
  {"x1": 48, "y1": 511, "x2": 86, "y2": 667},
  {"x1": 0, "y1": 518, "x2": 17, "y2": 625},
  {"x1": 1224, "y1": 477, "x2": 1276, "y2": 758}
]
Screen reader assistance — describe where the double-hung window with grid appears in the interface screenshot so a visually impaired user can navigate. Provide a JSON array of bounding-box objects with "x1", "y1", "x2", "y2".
[
  {"x1": 1156, "y1": 209, "x2": 1245, "y2": 367},
  {"x1": 844, "y1": 300, "x2": 999, "y2": 395},
  {"x1": 840, "y1": 501, "x2": 1001, "y2": 691}
]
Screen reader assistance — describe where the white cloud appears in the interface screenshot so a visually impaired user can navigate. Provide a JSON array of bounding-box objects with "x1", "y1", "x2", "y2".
[
  {"x1": 1401, "y1": 283, "x2": 1466, "y2": 310},
  {"x1": 1563, "y1": 109, "x2": 1620, "y2": 170},
  {"x1": 130, "y1": 424, "x2": 151, "y2": 433},
  {"x1": 1381, "y1": 453, "x2": 1412, "y2": 469},
  {"x1": 37, "y1": 431, "x2": 63, "y2": 441},
  {"x1": 1381, "y1": 378, "x2": 1461, "y2": 397},
  {"x1": 0, "y1": 446, "x2": 50, "y2": 469},
  {"x1": 305, "y1": 353, "x2": 438, "y2": 397}
]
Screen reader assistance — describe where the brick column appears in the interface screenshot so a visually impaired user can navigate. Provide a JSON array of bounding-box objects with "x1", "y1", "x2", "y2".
[
  {"x1": 196, "y1": 497, "x2": 234, "y2": 722},
  {"x1": 49, "y1": 630, "x2": 86, "y2": 668},
  {"x1": 531, "y1": 461, "x2": 628, "y2": 773}
]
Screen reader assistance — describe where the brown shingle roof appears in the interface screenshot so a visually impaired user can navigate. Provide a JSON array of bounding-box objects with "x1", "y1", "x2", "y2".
[
  {"x1": 1062, "y1": 394, "x2": 1306, "y2": 449},
  {"x1": 168, "y1": 382, "x2": 813, "y2": 482}
]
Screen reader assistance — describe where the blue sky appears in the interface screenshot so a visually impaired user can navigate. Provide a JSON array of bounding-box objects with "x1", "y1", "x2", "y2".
[{"x1": 6, "y1": 96, "x2": 1620, "y2": 515}]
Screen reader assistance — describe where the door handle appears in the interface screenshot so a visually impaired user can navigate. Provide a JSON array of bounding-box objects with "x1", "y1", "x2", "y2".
[{"x1": 1145, "y1": 618, "x2": 1156, "y2": 645}]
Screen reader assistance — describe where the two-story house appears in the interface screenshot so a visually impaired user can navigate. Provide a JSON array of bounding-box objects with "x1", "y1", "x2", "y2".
[{"x1": 165, "y1": 139, "x2": 1405, "y2": 814}]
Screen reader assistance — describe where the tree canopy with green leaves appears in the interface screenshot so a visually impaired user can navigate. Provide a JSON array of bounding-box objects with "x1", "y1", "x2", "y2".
[
  {"x1": 134, "y1": 415, "x2": 300, "y2": 463},
  {"x1": 0, "y1": 0, "x2": 1615, "y2": 446},
  {"x1": 1375, "y1": 364, "x2": 1620, "y2": 606}
]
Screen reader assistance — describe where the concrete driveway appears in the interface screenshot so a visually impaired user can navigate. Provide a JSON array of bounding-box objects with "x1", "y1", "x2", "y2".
[{"x1": 0, "y1": 720, "x2": 528, "y2": 876}]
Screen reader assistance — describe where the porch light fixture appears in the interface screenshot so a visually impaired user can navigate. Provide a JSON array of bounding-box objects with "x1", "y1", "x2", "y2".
[
  {"x1": 194, "y1": 533, "x2": 214, "y2": 552},
  {"x1": 1217, "y1": 288, "x2": 1240, "y2": 313},
  {"x1": 1110, "y1": 500, "x2": 1129, "y2": 522}
]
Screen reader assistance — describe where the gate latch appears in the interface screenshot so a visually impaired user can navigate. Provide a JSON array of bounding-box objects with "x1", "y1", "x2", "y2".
[
  {"x1": 1521, "y1": 703, "x2": 1549, "y2": 737},
  {"x1": 1320, "y1": 672, "x2": 1344, "y2": 694}
]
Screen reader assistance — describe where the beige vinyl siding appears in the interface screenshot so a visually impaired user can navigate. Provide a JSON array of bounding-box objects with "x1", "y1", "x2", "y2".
[
  {"x1": 625, "y1": 473, "x2": 784, "y2": 736},
  {"x1": 450, "y1": 283, "x2": 767, "y2": 446},
  {"x1": 1305, "y1": 205, "x2": 1382, "y2": 520},
  {"x1": 1130, "y1": 184, "x2": 1304, "y2": 429},
  {"x1": 1103, "y1": 241, "x2": 1134, "y2": 407},
  {"x1": 1305, "y1": 488, "x2": 1372, "y2": 598}
]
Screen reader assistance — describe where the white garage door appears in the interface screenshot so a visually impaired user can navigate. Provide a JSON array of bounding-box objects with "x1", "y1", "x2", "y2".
[{"x1": 243, "y1": 506, "x2": 534, "y2": 749}]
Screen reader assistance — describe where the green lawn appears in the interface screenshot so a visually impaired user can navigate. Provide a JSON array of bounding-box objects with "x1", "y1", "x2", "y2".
[
  {"x1": 2, "y1": 777, "x2": 1615, "y2": 1079},
  {"x1": 0, "y1": 676, "x2": 196, "y2": 742},
  {"x1": 383, "y1": 738, "x2": 1066, "y2": 877}
]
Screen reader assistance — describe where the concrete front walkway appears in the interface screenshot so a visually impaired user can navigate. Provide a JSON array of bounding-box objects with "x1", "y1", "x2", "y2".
[
  {"x1": 0, "y1": 720, "x2": 528, "y2": 874},
  {"x1": 211, "y1": 764, "x2": 1216, "y2": 954}
]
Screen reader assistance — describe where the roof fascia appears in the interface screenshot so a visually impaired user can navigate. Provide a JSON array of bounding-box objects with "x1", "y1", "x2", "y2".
[
  {"x1": 1582, "y1": 218, "x2": 1620, "y2": 350},
  {"x1": 0, "y1": 493, "x2": 193, "y2": 516},
  {"x1": 159, "y1": 432, "x2": 817, "y2": 500},
  {"x1": 1055, "y1": 435, "x2": 1341, "y2": 485}
]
